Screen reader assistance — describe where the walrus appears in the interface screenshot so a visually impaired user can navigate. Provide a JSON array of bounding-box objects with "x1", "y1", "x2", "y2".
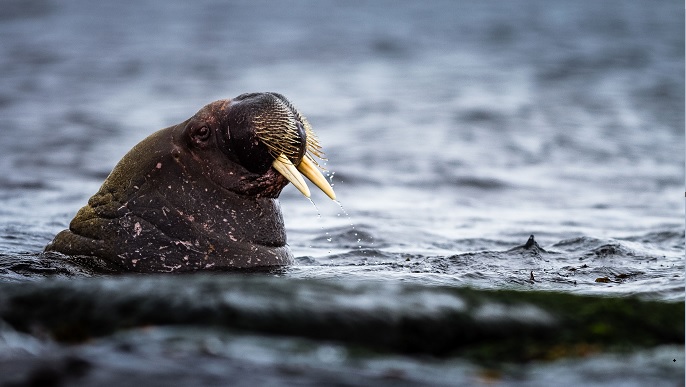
[{"x1": 45, "y1": 92, "x2": 335, "y2": 272}]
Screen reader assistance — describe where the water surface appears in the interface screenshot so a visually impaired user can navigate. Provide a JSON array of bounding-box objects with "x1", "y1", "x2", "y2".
[{"x1": 0, "y1": 1, "x2": 684, "y2": 385}]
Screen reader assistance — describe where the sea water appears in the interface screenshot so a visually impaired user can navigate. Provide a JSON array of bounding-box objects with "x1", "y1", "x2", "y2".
[{"x1": 0, "y1": 1, "x2": 683, "y2": 385}]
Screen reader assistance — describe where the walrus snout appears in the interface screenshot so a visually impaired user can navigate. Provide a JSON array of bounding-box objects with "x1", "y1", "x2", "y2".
[
  {"x1": 227, "y1": 92, "x2": 336, "y2": 200},
  {"x1": 225, "y1": 93, "x2": 307, "y2": 173}
]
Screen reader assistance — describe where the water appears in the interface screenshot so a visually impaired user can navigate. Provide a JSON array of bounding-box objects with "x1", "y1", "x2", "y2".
[{"x1": 0, "y1": 0, "x2": 684, "y2": 385}]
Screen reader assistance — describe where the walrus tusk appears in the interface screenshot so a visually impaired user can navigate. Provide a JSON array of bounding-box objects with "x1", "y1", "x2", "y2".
[
  {"x1": 272, "y1": 154, "x2": 311, "y2": 198},
  {"x1": 297, "y1": 156, "x2": 336, "y2": 201},
  {"x1": 272, "y1": 154, "x2": 337, "y2": 200}
]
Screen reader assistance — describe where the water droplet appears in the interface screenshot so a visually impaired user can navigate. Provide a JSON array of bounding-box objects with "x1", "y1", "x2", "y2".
[
  {"x1": 307, "y1": 197, "x2": 321, "y2": 217},
  {"x1": 333, "y1": 200, "x2": 375, "y2": 252}
]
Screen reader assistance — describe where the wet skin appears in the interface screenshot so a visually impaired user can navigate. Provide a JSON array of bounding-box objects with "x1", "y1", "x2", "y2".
[{"x1": 45, "y1": 93, "x2": 335, "y2": 272}]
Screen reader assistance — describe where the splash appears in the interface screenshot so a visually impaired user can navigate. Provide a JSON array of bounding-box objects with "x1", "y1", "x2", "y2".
[
  {"x1": 307, "y1": 197, "x2": 332, "y2": 253},
  {"x1": 307, "y1": 197, "x2": 321, "y2": 217},
  {"x1": 335, "y1": 200, "x2": 370, "y2": 250}
]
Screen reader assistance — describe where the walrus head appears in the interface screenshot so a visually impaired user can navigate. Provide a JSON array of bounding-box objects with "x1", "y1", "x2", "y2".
[{"x1": 45, "y1": 92, "x2": 335, "y2": 272}]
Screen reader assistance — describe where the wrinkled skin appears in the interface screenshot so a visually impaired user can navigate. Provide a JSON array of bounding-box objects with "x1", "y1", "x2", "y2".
[{"x1": 46, "y1": 93, "x2": 309, "y2": 272}]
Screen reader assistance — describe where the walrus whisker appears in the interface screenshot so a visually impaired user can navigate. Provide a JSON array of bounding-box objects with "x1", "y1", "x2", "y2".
[
  {"x1": 253, "y1": 97, "x2": 327, "y2": 168},
  {"x1": 250, "y1": 95, "x2": 334, "y2": 199}
]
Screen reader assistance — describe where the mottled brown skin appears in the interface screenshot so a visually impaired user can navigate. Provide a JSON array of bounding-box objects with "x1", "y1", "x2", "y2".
[{"x1": 46, "y1": 93, "x2": 306, "y2": 272}]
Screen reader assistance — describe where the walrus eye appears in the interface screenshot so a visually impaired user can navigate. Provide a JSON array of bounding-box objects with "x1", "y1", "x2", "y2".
[{"x1": 192, "y1": 126, "x2": 211, "y2": 142}]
